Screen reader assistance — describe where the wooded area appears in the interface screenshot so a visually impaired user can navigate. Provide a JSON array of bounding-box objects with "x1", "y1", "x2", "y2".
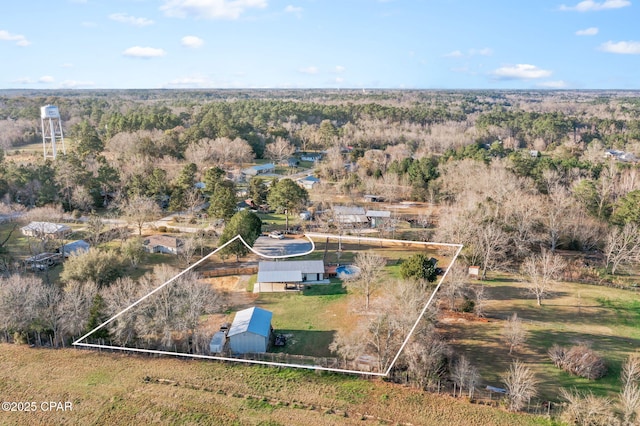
[{"x1": 1, "y1": 89, "x2": 640, "y2": 424}]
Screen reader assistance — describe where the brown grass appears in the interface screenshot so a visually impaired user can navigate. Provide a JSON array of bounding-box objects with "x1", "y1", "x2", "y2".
[{"x1": 0, "y1": 344, "x2": 551, "y2": 425}]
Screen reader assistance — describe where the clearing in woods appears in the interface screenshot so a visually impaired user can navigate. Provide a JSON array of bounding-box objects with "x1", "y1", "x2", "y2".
[{"x1": 73, "y1": 233, "x2": 463, "y2": 376}]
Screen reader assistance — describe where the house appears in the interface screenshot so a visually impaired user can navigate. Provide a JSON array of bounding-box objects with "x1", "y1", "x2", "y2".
[
  {"x1": 257, "y1": 260, "x2": 325, "y2": 290},
  {"x1": 300, "y1": 153, "x2": 323, "y2": 162},
  {"x1": 286, "y1": 157, "x2": 300, "y2": 167},
  {"x1": 236, "y1": 199, "x2": 257, "y2": 211},
  {"x1": 332, "y1": 206, "x2": 391, "y2": 228},
  {"x1": 241, "y1": 163, "x2": 275, "y2": 178},
  {"x1": 143, "y1": 234, "x2": 182, "y2": 254},
  {"x1": 605, "y1": 149, "x2": 637, "y2": 163},
  {"x1": 59, "y1": 239, "x2": 90, "y2": 257},
  {"x1": 297, "y1": 175, "x2": 320, "y2": 190},
  {"x1": 366, "y1": 210, "x2": 391, "y2": 228},
  {"x1": 227, "y1": 307, "x2": 273, "y2": 354},
  {"x1": 21, "y1": 222, "x2": 71, "y2": 239}
]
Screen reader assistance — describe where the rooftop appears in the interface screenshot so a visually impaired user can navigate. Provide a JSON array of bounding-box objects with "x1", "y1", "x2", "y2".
[{"x1": 227, "y1": 307, "x2": 272, "y2": 338}]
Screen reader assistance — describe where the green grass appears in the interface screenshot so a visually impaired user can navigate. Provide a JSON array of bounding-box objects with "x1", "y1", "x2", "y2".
[
  {"x1": 449, "y1": 275, "x2": 640, "y2": 401},
  {"x1": 256, "y1": 212, "x2": 288, "y2": 231},
  {"x1": 247, "y1": 274, "x2": 257, "y2": 292},
  {"x1": 257, "y1": 287, "x2": 348, "y2": 357}
]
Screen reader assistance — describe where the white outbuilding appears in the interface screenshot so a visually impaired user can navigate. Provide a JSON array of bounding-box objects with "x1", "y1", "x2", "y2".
[{"x1": 227, "y1": 307, "x2": 273, "y2": 354}]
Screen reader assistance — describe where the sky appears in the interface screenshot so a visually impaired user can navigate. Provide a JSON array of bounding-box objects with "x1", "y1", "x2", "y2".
[{"x1": 1, "y1": 0, "x2": 639, "y2": 90}]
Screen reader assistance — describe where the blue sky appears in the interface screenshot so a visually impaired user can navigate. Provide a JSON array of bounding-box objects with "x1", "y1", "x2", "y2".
[{"x1": 1, "y1": 0, "x2": 639, "y2": 90}]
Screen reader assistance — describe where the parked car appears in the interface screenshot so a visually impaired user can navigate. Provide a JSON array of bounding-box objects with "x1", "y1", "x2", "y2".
[{"x1": 269, "y1": 231, "x2": 284, "y2": 239}]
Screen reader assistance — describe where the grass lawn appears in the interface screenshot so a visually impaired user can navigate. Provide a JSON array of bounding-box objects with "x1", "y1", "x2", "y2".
[
  {"x1": 0, "y1": 344, "x2": 554, "y2": 425},
  {"x1": 445, "y1": 273, "x2": 640, "y2": 401},
  {"x1": 257, "y1": 283, "x2": 350, "y2": 357}
]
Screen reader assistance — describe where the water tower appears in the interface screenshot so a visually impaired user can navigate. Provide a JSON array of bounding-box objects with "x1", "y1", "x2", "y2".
[{"x1": 40, "y1": 105, "x2": 65, "y2": 159}]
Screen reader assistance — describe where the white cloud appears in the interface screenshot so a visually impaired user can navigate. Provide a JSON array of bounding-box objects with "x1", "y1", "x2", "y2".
[
  {"x1": 559, "y1": 0, "x2": 631, "y2": 11},
  {"x1": 284, "y1": 5, "x2": 302, "y2": 13},
  {"x1": 0, "y1": 30, "x2": 31, "y2": 46},
  {"x1": 181, "y1": 35, "x2": 204, "y2": 48},
  {"x1": 59, "y1": 80, "x2": 95, "y2": 88},
  {"x1": 576, "y1": 27, "x2": 599, "y2": 35},
  {"x1": 469, "y1": 47, "x2": 493, "y2": 56},
  {"x1": 538, "y1": 80, "x2": 568, "y2": 88},
  {"x1": 444, "y1": 50, "x2": 463, "y2": 58},
  {"x1": 492, "y1": 64, "x2": 552, "y2": 80},
  {"x1": 599, "y1": 40, "x2": 640, "y2": 54},
  {"x1": 122, "y1": 46, "x2": 167, "y2": 58},
  {"x1": 334, "y1": 77, "x2": 344, "y2": 83},
  {"x1": 109, "y1": 13, "x2": 154, "y2": 27},
  {"x1": 38, "y1": 76, "x2": 55, "y2": 83},
  {"x1": 161, "y1": 0, "x2": 268, "y2": 20},
  {"x1": 61, "y1": 63, "x2": 74, "y2": 68},
  {"x1": 298, "y1": 66, "x2": 318, "y2": 74},
  {"x1": 334, "y1": 65, "x2": 346, "y2": 73}
]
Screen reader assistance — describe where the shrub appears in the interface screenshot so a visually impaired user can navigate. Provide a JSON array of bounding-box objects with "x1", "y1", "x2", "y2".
[{"x1": 549, "y1": 344, "x2": 607, "y2": 379}]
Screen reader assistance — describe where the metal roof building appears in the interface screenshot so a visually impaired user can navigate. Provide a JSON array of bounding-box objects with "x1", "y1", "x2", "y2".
[
  {"x1": 59, "y1": 239, "x2": 90, "y2": 257},
  {"x1": 20, "y1": 221, "x2": 71, "y2": 239},
  {"x1": 257, "y1": 260, "x2": 325, "y2": 283},
  {"x1": 228, "y1": 307, "x2": 273, "y2": 354}
]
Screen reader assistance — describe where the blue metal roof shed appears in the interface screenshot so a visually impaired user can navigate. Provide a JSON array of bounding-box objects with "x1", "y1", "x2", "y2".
[{"x1": 227, "y1": 307, "x2": 273, "y2": 354}]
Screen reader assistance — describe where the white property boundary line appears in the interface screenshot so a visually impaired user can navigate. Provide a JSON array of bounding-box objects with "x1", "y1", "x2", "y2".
[{"x1": 73, "y1": 233, "x2": 463, "y2": 377}]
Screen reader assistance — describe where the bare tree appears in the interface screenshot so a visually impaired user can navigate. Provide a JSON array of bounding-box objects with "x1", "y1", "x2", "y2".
[
  {"x1": 366, "y1": 312, "x2": 403, "y2": 372},
  {"x1": 61, "y1": 280, "x2": 98, "y2": 339},
  {"x1": 451, "y1": 355, "x2": 480, "y2": 398},
  {"x1": 329, "y1": 326, "x2": 367, "y2": 367},
  {"x1": 503, "y1": 360, "x2": 537, "y2": 412},
  {"x1": 179, "y1": 235, "x2": 199, "y2": 267},
  {"x1": 176, "y1": 271, "x2": 219, "y2": 351},
  {"x1": 472, "y1": 284, "x2": 488, "y2": 318},
  {"x1": 404, "y1": 324, "x2": 451, "y2": 390},
  {"x1": 0, "y1": 274, "x2": 42, "y2": 342},
  {"x1": 522, "y1": 251, "x2": 566, "y2": 306},
  {"x1": 541, "y1": 172, "x2": 575, "y2": 252},
  {"x1": 604, "y1": 223, "x2": 640, "y2": 275},
  {"x1": 441, "y1": 264, "x2": 467, "y2": 311},
  {"x1": 85, "y1": 213, "x2": 105, "y2": 247},
  {"x1": 265, "y1": 137, "x2": 296, "y2": 165},
  {"x1": 502, "y1": 313, "x2": 526, "y2": 355},
  {"x1": 620, "y1": 354, "x2": 640, "y2": 426},
  {"x1": 34, "y1": 281, "x2": 64, "y2": 347},
  {"x1": 120, "y1": 195, "x2": 162, "y2": 236},
  {"x1": 345, "y1": 251, "x2": 386, "y2": 311},
  {"x1": 560, "y1": 388, "x2": 617, "y2": 426},
  {"x1": 102, "y1": 276, "x2": 148, "y2": 345}
]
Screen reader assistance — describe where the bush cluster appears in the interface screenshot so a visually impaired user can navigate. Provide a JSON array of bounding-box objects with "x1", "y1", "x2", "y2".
[{"x1": 548, "y1": 344, "x2": 607, "y2": 380}]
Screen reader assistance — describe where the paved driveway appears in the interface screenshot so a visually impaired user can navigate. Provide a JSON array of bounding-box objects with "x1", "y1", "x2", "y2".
[{"x1": 252, "y1": 235, "x2": 313, "y2": 257}]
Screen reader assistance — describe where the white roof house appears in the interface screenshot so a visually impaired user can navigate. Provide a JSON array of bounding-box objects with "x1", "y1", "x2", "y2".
[
  {"x1": 297, "y1": 175, "x2": 320, "y2": 190},
  {"x1": 228, "y1": 307, "x2": 273, "y2": 354},
  {"x1": 241, "y1": 163, "x2": 276, "y2": 177},
  {"x1": 21, "y1": 222, "x2": 71, "y2": 239},
  {"x1": 258, "y1": 260, "x2": 325, "y2": 283},
  {"x1": 59, "y1": 240, "x2": 90, "y2": 257}
]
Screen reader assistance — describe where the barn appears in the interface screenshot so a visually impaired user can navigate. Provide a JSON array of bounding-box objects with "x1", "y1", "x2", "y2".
[{"x1": 227, "y1": 307, "x2": 273, "y2": 354}]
